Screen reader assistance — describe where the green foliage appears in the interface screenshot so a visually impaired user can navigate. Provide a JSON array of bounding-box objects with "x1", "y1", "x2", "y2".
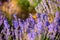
[
  {"x1": 17, "y1": 0, "x2": 30, "y2": 12},
  {"x1": 58, "y1": 6, "x2": 60, "y2": 11},
  {"x1": 9, "y1": 36, "x2": 13, "y2": 40},
  {"x1": 41, "y1": 33, "x2": 50, "y2": 40},
  {"x1": 17, "y1": 0, "x2": 42, "y2": 12},
  {"x1": 18, "y1": 0, "x2": 30, "y2": 8},
  {"x1": 17, "y1": 0, "x2": 42, "y2": 19},
  {"x1": 33, "y1": 0, "x2": 42, "y2": 7},
  {"x1": 17, "y1": 0, "x2": 30, "y2": 20}
]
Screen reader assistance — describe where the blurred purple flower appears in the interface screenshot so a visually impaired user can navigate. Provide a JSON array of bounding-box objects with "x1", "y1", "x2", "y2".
[
  {"x1": 27, "y1": 33, "x2": 31, "y2": 40},
  {"x1": 18, "y1": 18, "x2": 24, "y2": 30},
  {"x1": 23, "y1": 18, "x2": 29, "y2": 28},
  {"x1": 41, "y1": 14, "x2": 44, "y2": 21},
  {"x1": 37, "y1": 13, "x2": 41, "y2": 18},
  {"x1": 29, "y1": 14, "x2": 34, "y2": 22},
  {"x1": 45, "y1": 21, "x2": 50, "y2": 26},
  {"x1": 12, "y1": 19, "x2": 19, "y2": 29},
  {"x1": 43, "y1": 13, "x2": 48, "y2": 20},
  {"x1": 13, "y1": 14, "x2": 17, "y2": 20},
  {"x1": 26, "y1": 28, "x2": 31, "y2": 34},
  {"x1": 28, "y1": 14, "x2": 35, "y2": 29},
  {"x1": 36, "y1": 18, "x2": 43, "y2": 34},
  {"x1": 31, "y1": 29, "x2": 36, "y2": 40},
  {"x1": 0, "y1": 11, "x2": 3, "y2": 26},
  {"x1": 57, "y1": 18, "x2": 60, "y2": 26},
  {"x1": 55, "y1": 11, "x2": 59, "y2": 17},
  {"x1": 4, "y1": 19, "x2": 10, "y2": 28},
  {"x1": 48, "y1": 23, "x2": 54, "y2": 32},
  {"x1": 0, "y1": 16, "x2": 3, "y2": 26},
  {"x1": 57, "y1": 0, "x2": 60, "y2": 2}
]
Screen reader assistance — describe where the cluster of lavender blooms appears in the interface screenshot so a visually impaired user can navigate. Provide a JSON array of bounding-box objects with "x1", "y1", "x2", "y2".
[{"x1": 0, "y1": 9, "x2": 60, "y2": 40}]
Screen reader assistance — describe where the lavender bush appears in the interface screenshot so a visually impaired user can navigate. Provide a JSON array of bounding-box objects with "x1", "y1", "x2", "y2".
[
  {"x1": 0, "y1": 10, "x2": 60, "y2": 40},
  {"x1": 0, "y1": 0, "x2": 60, "y2": 40}
]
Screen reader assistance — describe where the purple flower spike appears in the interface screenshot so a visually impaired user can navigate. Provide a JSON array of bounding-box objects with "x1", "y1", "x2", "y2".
[
  {"x1": 13, "y1": 14, "x2": 17, "y2": 20},
  {"x1": 55, "y1": 11, "x2": 59, "y2": 17},
  {"x1": 45, "y1": 21, "x2": 50, "y2": 26},
  {"x1": 36, "y1": 20, "x2": 43, "y2": 34},
  {"x1": 18, "y1": 18, "x2": 23, "y2": 28},
  {"x1": 31, "y1": 30, "x2": 36, "y2": 40},
  {"x1": 12, "y1": 19, "x2": 19, "y2": 29},
  {"x1": 48, "y1": 23, "x2": 54, "y2": 32},
  {"x1": 0, "y1": 15, "x2": 3, "y2": 26},
  {"x1": 29, "y1": 14, "x2": 35, "y2": 29},
  {"x1": 37, "y1": 13, "x2": 41, "y2": 18},
  {"x1": 23, "y1": 19, "x2": 29, "y2": 28},
  {"x1": 4, "y1": 19, "x2": 9, "y2": 28}
]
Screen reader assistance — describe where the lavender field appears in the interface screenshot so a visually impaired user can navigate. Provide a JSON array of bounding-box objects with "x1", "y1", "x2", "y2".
[{"x1": 0, "y1": 0, "x2": 60, "y2": 40}]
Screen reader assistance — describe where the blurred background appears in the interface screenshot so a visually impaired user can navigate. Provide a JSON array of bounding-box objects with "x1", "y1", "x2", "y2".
[{"x1": 0, "y1": 0, "x2": 60, "y2": 40}]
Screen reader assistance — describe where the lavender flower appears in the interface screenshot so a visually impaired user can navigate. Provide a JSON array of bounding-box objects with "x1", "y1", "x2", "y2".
[
  {"x1": 43, "y1": 14, "x2": 48, "y2": 21},
  {"x1": 54, "y1": 11, "x2": 60, "y2": 26},
  {"x1": 4, "y1": 19, "x2": 9, "y2": 28},
  {"x1": 18, "y1": 18, "x2": 24, "y2": 30},
  {"x1": 26, "y1": 28, "x2": 31, "y2": 34},
  {"x1": 41, "y1": 14, "x2": 44, "y2": 21},
  {"x1": 13, "y1": 14, "x2": 17, "y2": 20},
  {"x1": 23, "y1": 18, "x2": 29, "y2": 28},
  {"x1": 31, "y1": 30, "x2": 36, "y2": 38},
  {"x1": 29, "y1": 14, "x2": 35, "y2": 29},
  {"x1": 55, "y1": 11, "x2": 59, "y2": 18},
  {"x1": 36, "y1": 18, "x2": 43, "y2": 32},
  {"x1": 12, "y1": 19, "x2": 19, "y2": 29},
  {"x1": 48, "y1": 23, "x2": 56, "y2": 39},
  {"x1": 0, "y1": 11, "x2": 3, "y2": 26},
  {"x1": 45, "y1": 21, "x2": 50, "y2": 26},
  {"x1": 0, "y1": 15, "x2": 3, "y2": 26},
  {"x1": 57, "y1": 18, "x2": 60, "y2": 26},
  {"x1": 48, "y1": 23, "x2": 54, "y2": 33},
  {"x1": 37, "y1": 13, "x2": 41, "y2": 18},
  {"x1": 3, "y1": 18, "x2": 10, "y2": 40},
  {"x1": 29, "y1": 14, "x2": 34, "y2": 22},
  {"x1": 27, "y1": 33, "x2": 31, "y2": 40}
]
